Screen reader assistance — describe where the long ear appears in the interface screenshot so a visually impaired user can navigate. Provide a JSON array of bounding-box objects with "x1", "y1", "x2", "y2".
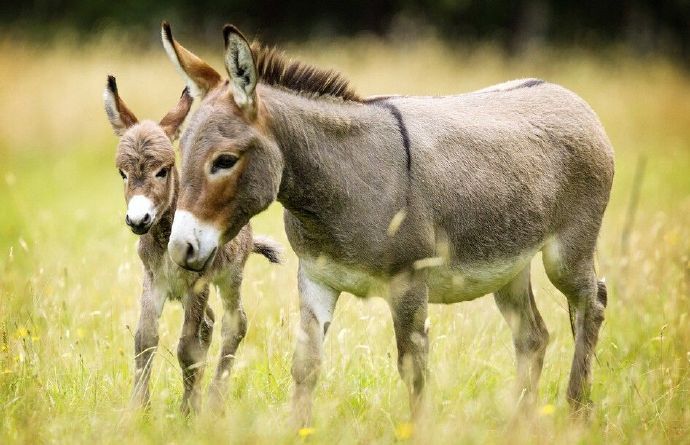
[
  {"x1": 159, "y1": 87, "x2": 193, "y2": 141},
  {"x1": 223, "y1": 25, "x2": 258, "y2": 116},
  {"x1": 103, "y1": 75, "x2": 138, "y2": 136},
  {"x1": 161, "y1": 21, "x2": 222, "y2": 98}
]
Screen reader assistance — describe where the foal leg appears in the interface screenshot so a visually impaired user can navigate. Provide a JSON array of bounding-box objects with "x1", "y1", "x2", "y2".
[
  {"x1": 494, "y1": 264, "x2": 549, "y2": 410},
  {"x1": 207, "y1": 277, "x2": 247, "y2": 412},
  {"x1": 177, "y1": 286, "x2": 212, "y2": 415},
  {"x1": 543, "y1": 235, "x2": 607, "y2": 414},
  {"x1": 388, "y1": 275, "x2": 429, "y2": 420},
  {"x1": 291, "y1": 262, "x2": 339, "y2": 427},
  {"x1": 132, "y1": 273, "x2": 166, "y2": 408}
]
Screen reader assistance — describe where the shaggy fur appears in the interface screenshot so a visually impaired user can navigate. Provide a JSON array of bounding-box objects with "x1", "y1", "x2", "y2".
[
  {"x1": 103, "y1": 76, "x2": 280, "y2": 414},
  {"x1": 250, "y1": 42, "x2": 361, "y2": 102}
]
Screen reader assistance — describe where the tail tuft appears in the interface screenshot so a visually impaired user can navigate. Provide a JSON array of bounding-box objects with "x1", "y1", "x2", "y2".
[
  {"x1": 597, "y1": 279, "x2": 608, "y2": 308},
  {"x1": 568, "y1": 279, "x2": 608, "y2": 340},
  {"x1": 252, "y1": 235, "x2": 282, "y2": 264},
  {"x1": 568, "y1": 302, "x2": 577, "y2": 339}
]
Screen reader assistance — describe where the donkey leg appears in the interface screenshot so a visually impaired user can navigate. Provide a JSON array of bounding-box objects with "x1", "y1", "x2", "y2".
[
  {"x1": 177, "y1": 287, "x2": 212, "y2": 415},
  {"x1": 291, "y1": 262, "x2": 339, "y2": 427},
  {"x1": 494, "y1": 265, "x2": 549, "y2": 409},
  {"x1": 543, "y1": 237, "x2": 606, "y2": 414},
  {"x1": 132, "y1": 274, "x2": 166, "y2": 408},
  {"x1": 389, "y1": 276, "x2": 429, "y2": 420},
  {"x1": 207, "y1": 280, "x2": 247, "y2": 412}
]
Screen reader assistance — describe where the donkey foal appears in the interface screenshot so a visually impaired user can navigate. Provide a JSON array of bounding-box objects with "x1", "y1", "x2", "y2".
[{"x1": 103, "y1": 76, "x2": 281, "y2": 414}]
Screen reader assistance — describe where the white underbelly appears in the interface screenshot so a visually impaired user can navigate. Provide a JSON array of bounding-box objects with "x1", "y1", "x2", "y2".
[{"x1": 302, "y1": 250, "x2": 537, "y2": 304}]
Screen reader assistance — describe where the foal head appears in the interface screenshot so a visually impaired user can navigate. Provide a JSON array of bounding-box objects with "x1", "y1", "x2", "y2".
[
  {"x1": 103, "y1": 76, "x2": 193, "y2": 235},
  {"x1": 161, "y1": 23, "x2": 284, "y2": 270}
]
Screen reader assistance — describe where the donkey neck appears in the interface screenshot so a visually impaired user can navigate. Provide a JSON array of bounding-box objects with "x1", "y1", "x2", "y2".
[
  {"x1": 261, "y1": 86, "x2": 421, "y2": 266},
  {"x1": 264, "y1": 86, "x2": 409, "y2": 211}
]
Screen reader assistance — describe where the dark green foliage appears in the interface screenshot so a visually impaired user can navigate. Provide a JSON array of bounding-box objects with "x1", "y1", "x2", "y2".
[{"x1": 3, "y1": 1, "x2": 689, "y2": 58}]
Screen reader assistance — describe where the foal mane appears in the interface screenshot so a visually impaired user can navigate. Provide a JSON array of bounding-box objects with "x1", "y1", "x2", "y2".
[{"x1": 250, "y1": 42, "x2": 361, "y2": 102}]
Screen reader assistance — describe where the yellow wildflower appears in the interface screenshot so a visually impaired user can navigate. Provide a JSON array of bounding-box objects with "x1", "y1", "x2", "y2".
[
  {"x1": 540, "y1": 404, "x2": 556, "y2": 416},
  {"x1": 395, "y1": 422, "x2": 414, "y2": 440},
  {"x1": 298, "y1": 427, "x2": 315, "y2": 438},
  {"x1": 14, "y1": 327, "x2": 29, "y2": 339}
]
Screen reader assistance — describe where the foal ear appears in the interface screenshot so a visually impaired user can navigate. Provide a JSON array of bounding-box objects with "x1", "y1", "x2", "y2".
[
  {"x1": 161, "y1": 21, "x2": 222, "y2": 98},
  {"x1": 103, "y1": 75, "x2": 138, "y2": 136},
  {"x1": 159, "y1": 87, "x2": 193, "y2": 141},
  {"x1": 223, "y1": 25, "x2": 258, "y2": 116}
]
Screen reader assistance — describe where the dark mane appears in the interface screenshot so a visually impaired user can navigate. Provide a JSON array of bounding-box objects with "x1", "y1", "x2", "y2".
[{"x1": 251, "y1": 42, "x2": 361, "y2": 102}]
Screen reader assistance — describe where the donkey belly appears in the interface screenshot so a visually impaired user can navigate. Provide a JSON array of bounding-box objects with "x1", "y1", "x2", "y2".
[
  {"x1": 302, "y1": 247, "x2": 537, "y2": 303},
  {"x1": 427, "y1": 249, "x2": 537, "y2": 303}
]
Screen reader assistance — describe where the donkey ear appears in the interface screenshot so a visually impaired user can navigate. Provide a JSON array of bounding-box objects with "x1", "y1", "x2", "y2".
[
  {"x1": 223, "y1": 25, "x2": 258, "y2": 115},
  {"x1": 161, "y1": 21, "x2": 222, "y2": 98},
  {"x1": 159, "y1": 87, "x2": 193, "y2": 141},
  {"x1": 103, "y1": 75, "x2": 138, "y2": 136}
]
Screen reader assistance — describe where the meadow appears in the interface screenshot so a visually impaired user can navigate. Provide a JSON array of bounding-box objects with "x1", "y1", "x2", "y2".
[{"x1": 0, "y1": 33, "x2": 689, "y2": 444}]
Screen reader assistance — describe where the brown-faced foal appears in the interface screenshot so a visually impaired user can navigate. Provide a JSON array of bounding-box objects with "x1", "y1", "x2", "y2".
[{"x1": 103, "y1": 76, "x2": 281, "y2": 414}]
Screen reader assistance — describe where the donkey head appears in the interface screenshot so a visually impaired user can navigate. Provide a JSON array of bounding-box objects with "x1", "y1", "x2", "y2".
[
  {"x1": 104, "y1": 75, "x2": 193, "y2": 235},
  {"x1": 162, "y1": 23, "x2": 283, "y2": 271}
]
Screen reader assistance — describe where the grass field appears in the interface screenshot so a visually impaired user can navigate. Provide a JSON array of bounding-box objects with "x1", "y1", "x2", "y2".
[{"x1": 0, "y1": 35, "x2": 689, "y2": 444}]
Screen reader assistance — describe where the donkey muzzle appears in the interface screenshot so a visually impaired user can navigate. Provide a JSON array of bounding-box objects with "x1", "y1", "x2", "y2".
[
  {"x1": 126, "y1": 195, "x2": 155, "y2": 235},
  {"x1": 168, "y1": 210, "x2": 220, "y2": 272}
]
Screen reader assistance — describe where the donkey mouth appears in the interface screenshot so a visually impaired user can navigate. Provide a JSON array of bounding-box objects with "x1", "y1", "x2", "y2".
[
  {"x1": 129, "y1": 224, "x2": 152, "y2": 235},
  {"x1": 179, "y1": 246, "x2": 217, "y2": 273}
]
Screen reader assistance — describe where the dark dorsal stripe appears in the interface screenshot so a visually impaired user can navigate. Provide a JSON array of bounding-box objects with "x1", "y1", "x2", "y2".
[
  {"x1": 480, "y1": 79, "x2": 545, "y2": 94},
  {"x1": 520, "y1": 79, "x2": 545, "y2": 88},
  {"x1": 370, "y1": 100, "x2": 411, "y2": 172},
  {"x1": 503, "y1": 78, "x2": 544, "y2": 91}
]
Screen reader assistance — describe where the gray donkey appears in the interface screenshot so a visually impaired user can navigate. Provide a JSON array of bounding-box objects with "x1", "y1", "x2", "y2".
[
  {"x1": 161, "y1": 22, "x2": 614, "y2": 424},
  {"x1": 103, "y1": 76, "x2": 281, "y2": 414}
]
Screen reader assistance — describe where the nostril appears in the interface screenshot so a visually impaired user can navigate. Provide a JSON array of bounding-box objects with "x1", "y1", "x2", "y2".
[
  {"x1": 142, "y1": 213, "x2": 151, "y2": 225},
  {"x1": 185, "y1": 242, "x2": 196, "y2": 261},
  {"x1": 125, "y1": 215, "x2": 131, "y2": 225}
]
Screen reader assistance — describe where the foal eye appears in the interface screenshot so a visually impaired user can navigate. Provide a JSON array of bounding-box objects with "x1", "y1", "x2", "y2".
[
  {"x1": 118, "y1": 169, "x2": 127, "y2": 180},
  {"x1": 156, "y1": 167, "x2": 168, "y2": 178},
  {"x1": 211, "y1": 154, "x2": 238, "y2": 174}
]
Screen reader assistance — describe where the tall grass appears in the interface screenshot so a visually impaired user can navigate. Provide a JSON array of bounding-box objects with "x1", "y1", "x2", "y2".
[{"x1": 0, "y1": 34, "x2": 689, "y2": 444}]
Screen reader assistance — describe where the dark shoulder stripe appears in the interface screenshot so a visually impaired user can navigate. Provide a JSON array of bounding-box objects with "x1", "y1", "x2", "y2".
[{"x1": 371, "y1": 101, "x2": 411, "y2": 171}]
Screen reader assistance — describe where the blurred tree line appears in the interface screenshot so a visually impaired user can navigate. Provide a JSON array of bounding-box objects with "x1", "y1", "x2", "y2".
[{"x1": 3, "y1": 1, "x2": 689, "y2": 59}]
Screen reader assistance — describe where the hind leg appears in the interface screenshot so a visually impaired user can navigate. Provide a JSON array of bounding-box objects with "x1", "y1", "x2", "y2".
[
  {"x1": 543, "y1": 235, "x2": 607, "y2": 413},
  {"x1": 494, "y1": 264, "x2": 549, "y2": 408}
]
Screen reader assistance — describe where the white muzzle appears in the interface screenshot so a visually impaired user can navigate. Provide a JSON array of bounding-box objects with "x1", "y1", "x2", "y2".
[{"x1": 168, "y1": 210, "x2": 221, "y2": 271}]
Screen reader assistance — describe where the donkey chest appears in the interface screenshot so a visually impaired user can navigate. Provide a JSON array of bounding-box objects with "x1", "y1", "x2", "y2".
[
  {"x1": 302, "y1": 257, "x2": 388, "y2": 298},
  {"x1": 150, "y1": 254, "x2": 198, "y2": 300}
]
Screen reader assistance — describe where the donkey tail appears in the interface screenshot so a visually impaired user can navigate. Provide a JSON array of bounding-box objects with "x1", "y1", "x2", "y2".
[
  {"x1": 567, "y1": 302, "x2": 576, "y2": 339},
  {"x1": 252, "y1": 235, "x2": 283, "y2": 264}
]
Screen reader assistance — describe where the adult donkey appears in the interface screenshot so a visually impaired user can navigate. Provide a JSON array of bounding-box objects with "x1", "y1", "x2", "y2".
[{"x1": 161, "y1": 22, "x2": 614, "y2": 424}]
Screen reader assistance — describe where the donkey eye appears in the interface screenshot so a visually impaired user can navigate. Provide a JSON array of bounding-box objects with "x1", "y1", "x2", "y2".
[
  {"x1": 211, "y1": 154, "x2": 238, "y2": 174},
  {"x1": 156, "y1": 167, "x2": 169, "y2": 178},
  {"x1": 118, "y1": 169, "x2": 127, "y2": 180}
]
